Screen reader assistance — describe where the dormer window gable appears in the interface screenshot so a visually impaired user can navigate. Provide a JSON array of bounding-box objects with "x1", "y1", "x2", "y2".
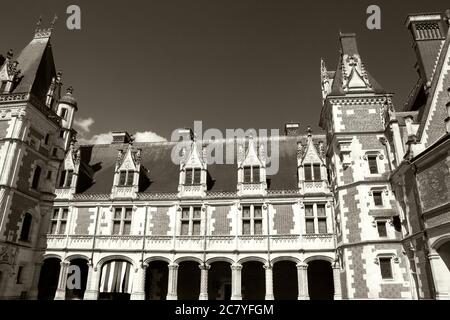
[
  {"x1": 114, "y1": 146, "x2": 141, "y2": 188},
  {"x1": 237, "y1": 136, "x2": 267, "y2": 196},
  {"x1": 178, "y1": 141, "x2": 207, "y2": 197},
  {"x1": 0, "y1": 50, "x2": 21, "y2": 94},
  {"x1": 55, "y1": 142, "x2": 80, "y2": 199},
  {"x1": 299, "y1": 128, "x2": 326, "y2": 181}
]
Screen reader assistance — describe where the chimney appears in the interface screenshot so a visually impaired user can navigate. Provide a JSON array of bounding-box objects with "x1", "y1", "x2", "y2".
[
  {"x1": 285, "y1": 123, "x2": 301, "y2": 136},
  {"x1": 405, "y1": 13, "x2": 448, "y2": 84},
  {"x1": 112, "y1": 131, "x2": 131, "y2": 144}
]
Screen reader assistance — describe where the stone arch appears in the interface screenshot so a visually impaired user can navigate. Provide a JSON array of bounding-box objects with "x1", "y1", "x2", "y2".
[
  {"x1": 174, "y1": 256, "x2": 203, "y2": 265},
  {"x1": 303, "y1": 255, "x2": 334, "y2": 264},
  {"x1": 144, "y1": 256, "x2": 172, "y2": 266},
  {"x1": 206, "y1": 257, "x2": 235, "y2": 265},
  {"x1": 237, "y1": 256, "x2": 267, "y2": 265},
  {"x1": 271, "y1": 256, "x2": 301, "y2": 265},
  {"x1": 41, "y1": 253, "x2": 63, "y2": 262},
  {"x1": 96, "y1": 255, "x2": 137, "y2": 270},
  {"x1": 64, "y1": 254, "x2": 90, "y2": 263},
  {"x1": 430, "y1": 235, "x2": 450, "y2": 251}
]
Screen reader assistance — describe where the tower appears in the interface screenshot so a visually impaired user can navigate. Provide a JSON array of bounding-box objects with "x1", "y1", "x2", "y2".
[
  {"x1": 319, "y1": 33, "x2": 412, "y2": 299},
  {"x1": 0, "y1": 19, "x2": 77, "y2": 299}
]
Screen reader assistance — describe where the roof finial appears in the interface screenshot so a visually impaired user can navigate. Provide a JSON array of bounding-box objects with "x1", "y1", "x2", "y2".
[
  {"x1": 307, "y1": 126, "x2": 312, "y2": 137},
  {"x1": 6, "y1": 49, "x2": 13, "y2": 60},
  {"x1": 51, "y1": 14, "x2": 58, "y2": 27},
  {"x1": 36, "y1": 15, "x2": 42, "y2": 29},
  {"x1": 66, "y1": 86, "x2": 74, "y2": 94}
]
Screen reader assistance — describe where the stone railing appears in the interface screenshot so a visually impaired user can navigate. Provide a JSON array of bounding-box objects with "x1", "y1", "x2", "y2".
[
  {"x1": 301, "y1": 180, "x2": 329, "y2": 194},
  {"x1": 44, "y1": 233, "x2": 335, "y2": 252},
  {"x1": 55, "y1": 188, "x2": 73, "y2": 200}
]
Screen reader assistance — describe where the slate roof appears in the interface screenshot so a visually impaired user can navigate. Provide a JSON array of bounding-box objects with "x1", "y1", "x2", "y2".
[{"x1": 76, "y1": 135, "x2": 325, "y2": 194}]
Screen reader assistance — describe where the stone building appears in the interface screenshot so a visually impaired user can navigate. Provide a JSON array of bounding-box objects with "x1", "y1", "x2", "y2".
[{"x1": 0, "y1": 11, "x2": 449, "y2": 300}]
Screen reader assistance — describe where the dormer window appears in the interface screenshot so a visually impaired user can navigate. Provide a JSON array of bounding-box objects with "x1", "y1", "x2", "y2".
[
  {"x1": 368, "y1": 155, "x2": 378, "y2": 174},
  {"x1": 118, "y1": 170, "x2": 134, "y2": 186},
  {"x1": 59, "y1": 170, "x2": 74, "y2": 188},
  {"x1": 304, "y1": 163, "x2": 321, "y2": 181},
  {"x1": 185, "y1": 168, "x2": 201, "y2": 185},
  {"x1": 243, "y1": 165, "x2": 260, "y2": 183}
]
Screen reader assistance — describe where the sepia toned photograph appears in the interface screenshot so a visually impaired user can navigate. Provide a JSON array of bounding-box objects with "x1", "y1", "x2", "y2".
[{"x1": 0, "y1": 1, "x2": 449, "y2": 314}]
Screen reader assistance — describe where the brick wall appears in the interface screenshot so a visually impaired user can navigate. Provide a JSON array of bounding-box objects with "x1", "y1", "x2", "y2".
[
  {"x1": 2, "y1": 193, "x2": 37, "y2": 242},
  {"x1": 272, "y1": 204, "x2": 294, "y2": 235},
  {"x1": 149, "y1": 207, "x2": 171, "y2": 235},
  {"x1": 211, "y1": 205, "x2": 232, "y2": 235},
  {"x1": 74, "y1": 207, "x2": 94, "y2": 234},
  {"x1": 337, "y1": 104, "x2": 384, "y2": 132}
]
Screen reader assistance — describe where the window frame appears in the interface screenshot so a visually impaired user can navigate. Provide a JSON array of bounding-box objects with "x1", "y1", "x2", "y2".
[
  {"x1": 367, "y1": 155, "x2": 379, "y2": 174},
  {"x1": 49, "y1": 208, "x2": 68, "y2": 235},
  {"x1": 59, "y1": 169, "x2": 74, "y2": 188},
  {"x1": 242, "y1": 165, "x2": 261, "y2": 184},
  {"x1": 304, "y1": 203, "x2": 328, "y2": 234},
  {"x1": 241, "y1": 204, "x2": 263, "y2": 235},
  {"x1": 304, "y1": 163, "x2": 322, "y2": 181},
  {"x1": 112, "y1": 207, "x2": 133, "y2": 235},
  {"x1": 184, "y1": 168, "x2": 202, "y2": 185},
  {"x1": 31, "y1": 165, "x2": 42, "y2": 190},
  {"x1": 373, "y1": 191, "x2": 384, "y2": 206},
  {"x1": 376, "y1": 220, "x2": 388, "y2": 238},
  {"x1": 19, "y1": 213, "x2": 33, "y2": 242},
  {"x1": 378, "y1": 256, "x2": 394, "y2": 280},
  {"x1": 179, "y1": 206, "x2": 202, "y2": 236},
  {"x1": 118, "y1": 170, "x2": 134, "y2": 187}
]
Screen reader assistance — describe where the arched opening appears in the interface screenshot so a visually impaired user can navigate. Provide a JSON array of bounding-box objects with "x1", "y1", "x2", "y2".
[
  {"x1": 436, "y1": 241, "x2": 450, "y2": 271},
  {"x1": 242, "y1": 261, "x2": 265, "y2": 300},
  {"x1": 208, "y1": 261, "x2": 232, "y2": 300},
  {"x1": 31, "y1": 166, "x2": 41, "y2": 190},
  {"x1": 19, "y1": 213, "x2": 32, "y2": 242},
  {"x1": 98, "y1": 260, "x2": 133, "y2": 300},
  {"x1": 145, "y1": 260, "x2": 168, "y2": 300},
  {"x1": 177, "y1": 261, "x2": 200, "y2": 300},
  {"x1": 273, "y1": 261, "x2": 298, "y2": 300},
  {"x1": 38, "y1": 258, "x2": 61, "y2": 300},
  {"x1": 307, "y1": 260, "x2": 334, "y2": 300},
  {"x1": 65, "y1": 258, "x2": 88, "y2": 300}
]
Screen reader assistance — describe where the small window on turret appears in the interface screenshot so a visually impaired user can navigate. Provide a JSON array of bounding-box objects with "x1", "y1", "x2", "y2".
[{"x1": 60, "y1": 108, "x2": 67, "y2": 119}]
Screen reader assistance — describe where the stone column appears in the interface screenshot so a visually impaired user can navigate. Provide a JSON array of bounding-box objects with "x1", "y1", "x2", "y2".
[
  {"x1": 131, "y1": 264, "x2": 147, "y2": 300},
  {"x1": 296, "y1": 262, "x2": 309, "y2": 300},
  {"x1": 54, "y1": 261, "x2": 69, "y2": 300},
  {"x1": 84, "y1": 264, "x2": 100, "y2": 300},
  {"x1": 231, "y1": 263, "x2": 242, "y2": 300},
  {"x1": 28, "y1": 262, "x2": 43, "y2": 300},
  {"x1": 332, "y1": 262, "x2": 342, "y2": 300},
  {"x1": 264, "y1": 264, "x2": 274, "y2": 300},
  {"x1": 428, "y1": 253, "x2": 450, "y2": 300},
  {"x1": 166, "y1": 263, "x2": 179, "y2": 300},
  {"x1": 199, "y1": 264, "x2": 210, "y2": 300}
]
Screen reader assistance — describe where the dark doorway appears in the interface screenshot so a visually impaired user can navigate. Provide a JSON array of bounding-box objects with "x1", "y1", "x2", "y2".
[
  {"x1": 242, "y1": 261, "x2": 265, "y2": 300},
  {"x1": 145, "y1": 261, "x2": 169, "y2": 300},
  {"x1": 177, "y1": 261, "x2": 200, "y2": 300},
  {"x1": 437, "y1": 241, "x2": 450, "y2": 271},
  {"x1": 38, "y1": 258, "x2": 61, "y2": 300},
  {"x1": 65, "y1": 258, "x2": 88, "y2": 300},
  {"x1": 307, "y1": 260, "x2": 334, "y2": 300},
  {"x1": 208, "y1": 262, "x2": 231, "y2": 300},
  {"x1": 273, "y1": 261, "x2": 298, "y2": 300}
]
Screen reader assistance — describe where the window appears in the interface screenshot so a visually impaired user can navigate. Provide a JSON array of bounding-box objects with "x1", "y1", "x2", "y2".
[
  {"x1": 377, "y1": 221, "x2": 387, "y2": 237},
  {"x1": 52, "y1": 148, "x2": 58, "y2": 157},
  {"x1": 368, "y1": 155, "x2": 378, "y2": 174},
  {"x1": 373, "y1": 191, "x2": 383, "y2": 206},
  {"x1": 44, "y1": 134, "x2": 50, "y2": 145},
  {"x1": 180, "y1": 206, "x2": 202, "y2": 236},
  {"x1": 305, "y1": 205, "x2": 315, "y2": 234},
  {"x1": 49, "y1": 208, "x2": 68, "y2": 235},
  {"x1": 379, "y1": 257, "x2": 393, "y2": 279},
  {"x1": 242, "y1": 205, "x2": 263, "y2": 235},
  {"x1": 19, "y1": 213, "x2": 32, "y2": 241},
  {"x1": 31, "y1": 166, "x2": 41, "y2": 190},
  {"x1": 304, "y1": 163, "x2": 321, "y2": 181},
  {"x1": 0, "y1": 81, "x2": 6, "y2": 93},
  {"x1": 46, "y1": 171, "x2": 52, "y2": 180},
  {"x1": 304, "y1": 203, "x2": 328, "y2": 234},
  {"x1": 59, "y1": 170, "x2": 74, "y2": 188},
  {"x1": 118, "y1": 170, "x2": 134, "y2": 186},
  {"x1": 59, "y1": 130, "x2": 64, "y2": 138},
  {"x1": 243, "y1": 165, "x2": 260, "y2": 183},
  {"x1": 112, "y1": 207, "x2": 132, "y2": 235},
  {"x1": 184, "y1": 168, "x2": 201, "y2": 185},
  {"x1": 60, "y1": 108, "x2": 67, "y2": 119},
  {"x1": 16, "y1": 266, "x2": 24, "y2": 284}
]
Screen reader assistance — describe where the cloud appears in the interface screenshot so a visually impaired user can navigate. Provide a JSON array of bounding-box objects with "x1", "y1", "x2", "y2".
[
  {"x1": 78, "y1": 131, "x2": 167, "y2": 145},
  {"x1": 134, "y1": 131, "x2": 167, "y2": 143},
  {"x1": 73, "y1": 117, "x2": 95, "y2": 132}
]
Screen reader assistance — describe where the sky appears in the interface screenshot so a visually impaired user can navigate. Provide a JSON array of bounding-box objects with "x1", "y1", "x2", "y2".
[{"x1": 0, "y1": 0, "x2": 449, "y2": 142}]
